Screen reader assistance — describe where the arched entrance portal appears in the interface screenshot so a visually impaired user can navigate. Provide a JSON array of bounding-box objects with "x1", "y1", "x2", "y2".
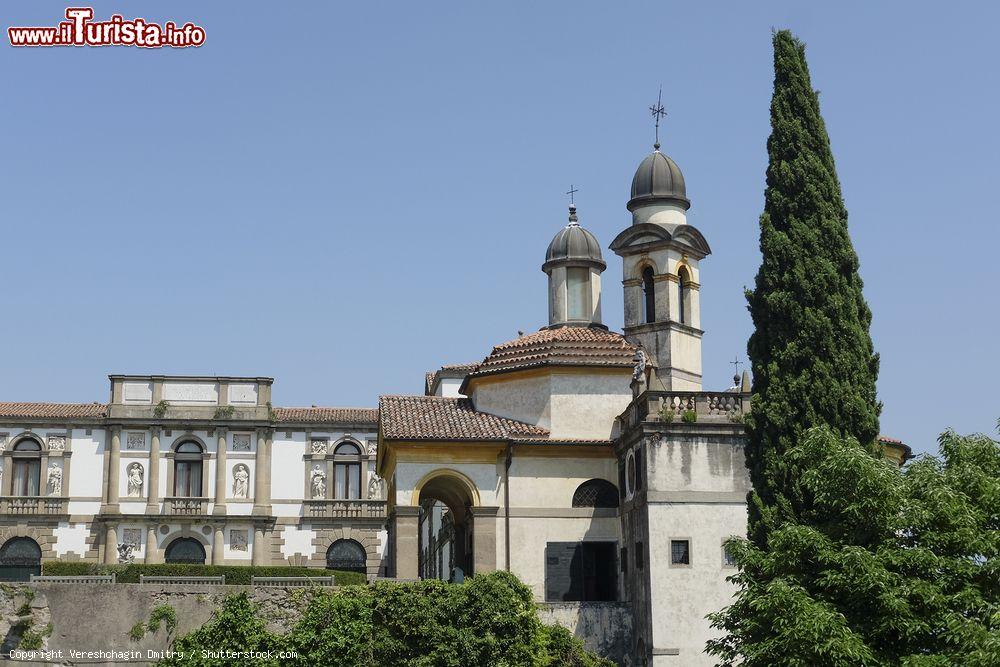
[
  {"x1": 0, "y1": 537, "x2": 42, "y2": 581},
  {"x1": 164, "y1": 537, "x2": 206, "y2": 564},
  {"x1": 394, "y1": 469, "x2": 495, "y2": 582}
]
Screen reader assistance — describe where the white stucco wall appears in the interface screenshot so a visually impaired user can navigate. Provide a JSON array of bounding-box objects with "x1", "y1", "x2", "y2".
[
  {"x1": 271, "y1": 432, "x2": 306, "y2": 500},
  {"x1": 647, "y1": 502, "x2": 745, "y2": 666},
  {"x1": 549, "y1": 373, "x2": 632, "y2": 440},
  {"x1": 471, "y1": 375, "x2": 552, "y2": 431},
  {"x1": 507, "y1": 456, "x2": 617, "y2": 508},
  {"x1": 68, "y1": 429, "x2": 105, "y2": 498},
  {"x1": 280, "y1": 525, "x2": 317, "y2": 560},
  {"x1": 52, "y1": 522, "x2": 90, "y2": 558}
]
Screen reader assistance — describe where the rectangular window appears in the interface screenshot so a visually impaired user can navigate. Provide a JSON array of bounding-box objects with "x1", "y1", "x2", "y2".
[
  {"x1": 723, "y1": 542, "x2": 737, "y2": 567},
  {"x1": 620, "y1": 547, "x2": 628, "y2": 574},
  {"x1": 12, "y1": 460, "x2": 40, "y2": 496},
  {"x1": 335, "y1": 465, "x2": 345, "y2": 499},
  {"x1": 545, "y1": 541, "x2": 618, "y2": 602},
  {"x1": 635, "y1": 542, "x2": 644, "y2": 570},
  {"x1": 566, "y1": 267, "x2": 589, "y2": 321},
  {"x1": 670, "y1": 539, "x2": 690, "y2": 566}
]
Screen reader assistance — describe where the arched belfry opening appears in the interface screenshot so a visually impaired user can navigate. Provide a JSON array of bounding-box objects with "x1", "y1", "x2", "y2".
[
  {"x1": 641, "y1": 266, "x2": 656, "y2": 323},
  {"x1": 413, "y1": 471, "x2": 481, "y2": 581}
]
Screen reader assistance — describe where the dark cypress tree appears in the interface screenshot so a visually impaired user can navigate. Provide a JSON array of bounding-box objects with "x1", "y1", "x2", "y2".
[{"x1": 744, "y1": 30, "x2": 881, "y2": 547}]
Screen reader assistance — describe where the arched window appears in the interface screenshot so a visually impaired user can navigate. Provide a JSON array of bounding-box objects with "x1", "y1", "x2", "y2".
[
  {"x1": 641, "y1": 266, "x2": 655, "y2": 323},
  {"x1": 174, "y1": 441, "x2": 204, "y2": 497},
  {"x1": 0, "y1": 537, "x2": 42, "y2": 581},
  {"x1": 677, "y1": 267, "x2": 690, "y2": 325},
  {"x1": 566, "y1": 267, "x2": 590, "y2": 321},
  {"x1": 326, "y1": 538, "x2": 366, "y2": 573},
  {"x1": 333, "y1": 442, "x2": 362, "y2": 500},
  {"x1": 11, "y1": 439, "x2": 42, "y2": 497},
  {"x1": 572, "y1": 479, "x2": 619, "y2": 509},
  {"x1": 164, "y1": 537, "x2": 206, "y2": 564}
]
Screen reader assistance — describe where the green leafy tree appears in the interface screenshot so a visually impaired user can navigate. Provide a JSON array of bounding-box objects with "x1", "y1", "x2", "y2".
[
  {"x1": 744, "y1": 29, "x2": 881, "y2": 547},
  {"x1": 709, "y1": 426, "x2": 1000, "y2": 666}
]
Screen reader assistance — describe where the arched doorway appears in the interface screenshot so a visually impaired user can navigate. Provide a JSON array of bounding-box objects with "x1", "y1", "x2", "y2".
[
  {"x1": 410, "y1": 470, "x2": 483, "y2": 581},
  {"x1": 164, "y1": 537, "x2": 206, "y2": 564},
  {"x1": 0, "y1": 537, "x2": 41, "y2": 581},
  {"x1": 326, "y1": 539, "x2": 366, "y2": 574}
]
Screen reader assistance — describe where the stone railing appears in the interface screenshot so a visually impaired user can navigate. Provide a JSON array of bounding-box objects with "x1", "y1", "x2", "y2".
[
  {"x1": 164, "y1": 497, "x2": 209, "y2": 515},
  {"x1": 303, "y1": 499, "x2": 386, "y2": 519},
  {"x1": 252, "y1": 576, "x2": 334, "y2": 587},
  {"x1": 0, "y1": 496, "x2": 68, "y2": 516},
  {"x1": 30, "y1": 574, "x2": 116, "y2": 584},
  {"x1": 621, "y1": 390, "x2": 750, "y2": 429},
  {"x1": 140, "y1": 575, "x2": 225, "y2": 585}
]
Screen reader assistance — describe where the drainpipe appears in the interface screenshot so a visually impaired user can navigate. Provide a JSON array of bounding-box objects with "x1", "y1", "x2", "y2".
[{"x1": 504, "y1": 442, "x2": 512, "y2": 571}]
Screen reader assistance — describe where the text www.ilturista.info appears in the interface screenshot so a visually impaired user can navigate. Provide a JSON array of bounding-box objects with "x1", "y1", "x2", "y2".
[{"x1": 8, "y1": 7, "x2": 205, "y2": 48}]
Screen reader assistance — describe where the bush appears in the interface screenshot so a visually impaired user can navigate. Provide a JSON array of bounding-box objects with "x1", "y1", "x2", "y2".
[
  {"x1": 41, "y1": 562, "x2": 367, "y2": 586},
  {"x1": 157, "y1": 572, "x2": 612, "y2": 666}
]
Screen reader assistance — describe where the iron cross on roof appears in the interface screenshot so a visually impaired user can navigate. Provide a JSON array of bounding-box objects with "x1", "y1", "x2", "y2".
[
  {"x1": 649, "y1": 86, "x2": 667, "y2": 149},
  {"x1": 565, "y1": 184, "x2": 578, "y2": 205}
]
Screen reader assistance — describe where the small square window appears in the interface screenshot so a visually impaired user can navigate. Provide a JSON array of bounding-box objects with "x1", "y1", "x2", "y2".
[
  {"x1": 635, "y1": 542, "x2": 644, "y2": 570},
  {"x1": 723, "y1": 542, "x2": 738, "y2": 568},
  {"x1": 620, "y1": 547, "x2": 628, "y2": 574},
  {"x1": 670, "y1": 540, "x2": 690, "y2": 566}
]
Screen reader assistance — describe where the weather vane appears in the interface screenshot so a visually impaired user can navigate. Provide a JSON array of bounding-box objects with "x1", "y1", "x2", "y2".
[
  {"x1": 565, "y1": 184, "x2": 578, "y2": 206},
  {"x1": 649, "y1": 86, "x2": 666, "y2": 149}
]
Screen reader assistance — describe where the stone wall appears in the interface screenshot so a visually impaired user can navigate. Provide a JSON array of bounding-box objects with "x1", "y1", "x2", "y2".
[
  {"x1": 537, "y1": 601, "x2": 632, "y2": 664},
  {"x1": 0, "y1": 584, "x2": 631, "y2": 665}
]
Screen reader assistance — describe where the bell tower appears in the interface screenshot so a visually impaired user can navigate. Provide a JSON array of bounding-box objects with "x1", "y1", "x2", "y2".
[{"x1": 609, "y1": 141, "x2": 711, "y2": 390}]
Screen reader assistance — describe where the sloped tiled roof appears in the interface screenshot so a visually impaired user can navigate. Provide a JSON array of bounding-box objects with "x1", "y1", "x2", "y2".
[
  {"x1": 467, "y1": 326, "x2": 637, "y2": 379},
  {"x1": 273, "y1": 407, "x2": 378, "y2": 424},
  {"x1": 380, "y1": 395, "x2": 548, "y2": 441},
  {"x1": 0, "y1": 402, "x2": 107, "y2": 419},
  {"x1": 425, "y1": 362, "x2": 480, "y2": 395}
]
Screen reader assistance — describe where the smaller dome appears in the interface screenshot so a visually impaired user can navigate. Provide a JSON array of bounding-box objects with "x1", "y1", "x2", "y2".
[
  {"x1": 628, "y1": 149, "x2": 689, "y2": 211},
  {"x1": 543, "y1": 206, "x2": 606, "y2": 272}
]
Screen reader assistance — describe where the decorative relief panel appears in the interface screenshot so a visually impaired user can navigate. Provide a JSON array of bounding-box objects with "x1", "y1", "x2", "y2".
[
  {"x1": 366, "y1": 441, "x2": 377, "y2": 457},
  {"x1": 122, "y1": 528, "x2": 142, "y2": 547},
  {"x1": 310, "y1": 439, "x2": 328, "y2": 455},
  {"x1": 47, "y1": 435, "x2": 66, "y2": 451},
  {"x1": 162, "y1": 382, "x2": 219, "y2": 405},
  {"x1": 231, "y1": 434, "x2": 251, "y2": 451},
  {"x1": 126, "y1": 432, "x2": 146, "y2": 450},
  {"x1": 228, "y1": 383, "x2": 258, "y2": 406},
  {"x1": 122, "y1": 381, "x2": 153, "y2": 404},
  {"x1": 230, "y1": 530, "x2": 248, "y2": 552}
]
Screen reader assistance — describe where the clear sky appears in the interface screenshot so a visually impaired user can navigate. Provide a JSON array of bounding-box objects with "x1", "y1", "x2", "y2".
[{"x1": 2, "y1": 2, "x2": 997, "y2": 455}]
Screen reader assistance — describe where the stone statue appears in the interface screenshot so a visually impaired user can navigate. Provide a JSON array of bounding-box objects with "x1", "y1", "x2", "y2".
[
  {"x1": 368, "y1": 472, "x2": 385, "y2": 500},
  {"x1": 127, "y1": 462, "x2": 144, "y2": 497},
  {"x1": 117, "y1": 541, "x2": 135, "y2": 564},
  {"x1": 310, "y1": 464, "x2": 327, "y2": 499},
  {"x1": 632, "y1": 348, "x2": 647, "y2": 383},
  {"x1": 46, "y1": 463, "x2": 62, "y2": 496},
  {"x1": 232, "y1": 464, "x2": 250, "y2": 499}
]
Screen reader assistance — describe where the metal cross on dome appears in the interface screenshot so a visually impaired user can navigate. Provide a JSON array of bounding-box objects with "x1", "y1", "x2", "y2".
[
  {"x1": 649, "y1": 86, "x2": 666, "y2": 149},
  {"x1": 565, "y1": 184, "x2": 578, "y2": 205}
]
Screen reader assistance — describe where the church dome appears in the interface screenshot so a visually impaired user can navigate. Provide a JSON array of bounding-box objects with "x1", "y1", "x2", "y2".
[
  {"x1": 543, "y1": 205, "x2": 606, "y2": 271},
  {"x1": 627, "y1": 148, "x2": 690, "y2": 211}
]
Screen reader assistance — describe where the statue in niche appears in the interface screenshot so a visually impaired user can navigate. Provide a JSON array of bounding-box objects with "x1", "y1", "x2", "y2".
[
  {"x1": 127, "y1": 462, "x2": 144, "y2": 497},
  {"x1": 230, "y1": 530, "x2": 248, "y2": 552},
  {"x1": 46, "y1": 463, "x2": 62, "y2": 496},
  {"x1": 310, "y1": 464, "x2": 327, "y2": 499},
  {"x1": 368, "y1": 473, "x2": 385, "y2": 500},
  {"x1": 232, "y1": 464, "x2": 250, "y2": 499}
]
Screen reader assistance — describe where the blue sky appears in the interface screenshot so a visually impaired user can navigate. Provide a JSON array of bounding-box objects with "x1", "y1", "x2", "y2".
[{"x1": 2, "y1": 2, "x2": 997, "y2": 455}]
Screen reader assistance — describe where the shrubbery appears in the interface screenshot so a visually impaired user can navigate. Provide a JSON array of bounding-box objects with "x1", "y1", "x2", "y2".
[
  {"x1": 40, "y1": 562, "x2": 367, "y2": 586},
  {"x1": 157, "y1": 571, "x2": 613, "y2": 666}
]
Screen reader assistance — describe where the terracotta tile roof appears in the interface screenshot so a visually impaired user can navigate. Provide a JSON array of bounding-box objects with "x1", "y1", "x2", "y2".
[
  {"x1": 0, "y1": 402, "x2": 107, "y2": 419},
  {"x1": 877, "y1": 434, "x2": 904, "y2": 445},
  {"x1": 425, "y1": 362, "x2": 480, "y2": 395},
  {"x1": 273, "y1": 407, "x2": 378, "y2": 424},
  {"x1": 467, "y1": 326, "x2": 637, "y2": 379},
  {"x1": 380, "y1": 395, "x2": 548, "y2": 441}
]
